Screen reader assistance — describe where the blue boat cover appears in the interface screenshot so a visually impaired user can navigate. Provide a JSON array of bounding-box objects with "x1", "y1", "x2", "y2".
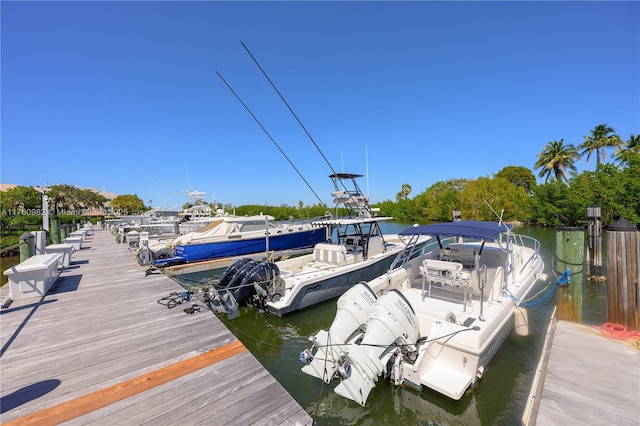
[{"x1": 400, "y1": 220, "x2": 512, "y2": 240}]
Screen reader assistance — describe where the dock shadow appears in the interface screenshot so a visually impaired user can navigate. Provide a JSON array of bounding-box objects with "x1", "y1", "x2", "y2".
[
  {"x1": 1, "y1": 295, "x2": 53, "y2": 356},
  {"x1": 0, "y1": 299, "x2": 56, "y2": 315},
  {"x1": 49, "y1": 274, "x2": 82, "y2": 294},
  {"x1": 70, "y1": 259, "x2": 89, "y2": 266},
  {"x1": 0, "y1": 379, "x2": 61, "y2": 414}
]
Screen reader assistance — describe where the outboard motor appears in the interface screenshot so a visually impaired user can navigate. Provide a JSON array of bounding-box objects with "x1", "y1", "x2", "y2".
[
  {"x1": 333, "y1": 289, "x2": 420, "y2": 406},
  {"x1": 249, "y1": 262, "x2": 280, "y2": 296},
  {"x1": 247, "y1": 262, "x2": 280, "y2": 312},
  {"x1": 208, "y1": 259, "x2": 258, "y2": 317},
  {"x1": 301, "y1": 282, "x2": 378, "y2": 382},
  {"x1": 216, "y1": 258, "x2": 256, "y2": 291},
  {"x1": 233, "y1": 262, "x2": 280, "y2": 306}
]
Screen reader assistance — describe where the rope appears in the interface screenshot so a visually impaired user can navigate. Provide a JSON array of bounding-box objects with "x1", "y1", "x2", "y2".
[
  {"x1": 597, "y1": 323, "x2": 640, "y2": 345},
  {"x1": 312, "y1": 330, "x2": 331, "y2": 419},
  {"x1": 157, "y1": 291, "x2": 193, "y2": 309},
  {"x1": 504, "y1": 270, "x2": 571, "y2": 307},
  {"x1": 551, "y1": 253, "x2": 583, "y2": 276},
  {"x1": 183, "y1": 304, "x2": 204, "y2": 314}
]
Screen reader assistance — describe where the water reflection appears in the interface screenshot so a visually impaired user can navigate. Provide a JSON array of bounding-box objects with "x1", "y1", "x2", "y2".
[{"x1": 307, "y1": 384, "x2": 482, "y2": 426}]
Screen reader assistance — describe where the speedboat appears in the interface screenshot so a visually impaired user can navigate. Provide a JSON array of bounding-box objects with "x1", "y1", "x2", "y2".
[
  {"x1": 300, "y1": 220, "x2": 546, "y2": 405},
  {"x1": 206, "y1": 173, "x2": 419, "y2": 316},
  {"x1": 148, "y1": 213, "x2": 327, "y2": 268}
]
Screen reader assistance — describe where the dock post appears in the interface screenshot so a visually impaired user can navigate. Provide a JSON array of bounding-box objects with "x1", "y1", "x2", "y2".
[
  {"x1": 32, "y1": 230, "x2": 47, "y2": 255},
  {"x1": 42, "y1": 195, "x2": 49, "y2": 231},
  {"x1": 50, "y1": 216, "x2": 62, "y2": 244},
  {"x1": 606, "y1": 218, "x2": 639, "y2": 331},
  {"x1": 586, "y1": 205, "x2": 604, "y2": 281},
  {"x1": 555, "y1": 227, "x2": 585, "y2": 322},
  {"x1": 19, "y1": 232, "x2": 35, "y2": 262}
]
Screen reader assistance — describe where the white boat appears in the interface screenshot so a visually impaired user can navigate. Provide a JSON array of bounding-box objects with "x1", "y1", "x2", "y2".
[
  {"x1": 206, "y1": 173, "x2": 419, "y2": 316},
  {"x1": 300, "y1": 220, "x2": 546, "y2": 405},
  {"x1": 107, "y1": 191, "x2": 220, "y2": 240}
]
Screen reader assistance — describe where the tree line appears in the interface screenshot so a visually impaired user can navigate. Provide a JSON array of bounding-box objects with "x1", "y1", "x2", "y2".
[
  {"x1": 380, "y1": 124, "x2": 639, "y2": 227},
  {"x1": 1, "y1": 124, "x2": 638, "y2": 249}
]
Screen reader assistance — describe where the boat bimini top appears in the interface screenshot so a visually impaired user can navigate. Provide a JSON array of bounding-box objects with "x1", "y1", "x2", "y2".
[{"x1": 399, "y1": 220, "x2": 512, "y2": 241}]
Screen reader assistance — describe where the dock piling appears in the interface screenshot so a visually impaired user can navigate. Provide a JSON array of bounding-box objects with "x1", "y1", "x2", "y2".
[
  {"x1": 605, "y1": 218, "x2": 639, "y2": 331},
  {"x1": 51, "y1": 216, "x2": 62, "y2": 244},
  {"x1": 554, "y1": 227, "x2": 585, "y2": 322},
  {"x1": 18, "y1": 232, "x2": 35, "y2": 262}
]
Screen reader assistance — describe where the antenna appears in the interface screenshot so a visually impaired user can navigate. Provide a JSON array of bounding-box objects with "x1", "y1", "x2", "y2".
[
  {"x1": 483, "y1": 197, "x2": 504, "y2": 225},
  {"x1": 366, "y1": 144, "x2": 370, "y2": 199},
  {"x1": 185, "y1": 163, "x2": 191, "y2": 192}
]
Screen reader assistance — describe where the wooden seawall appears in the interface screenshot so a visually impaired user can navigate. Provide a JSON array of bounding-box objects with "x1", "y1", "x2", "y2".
[{"x1": 0, "y1": 228, "x2": 312, "y2": 425}]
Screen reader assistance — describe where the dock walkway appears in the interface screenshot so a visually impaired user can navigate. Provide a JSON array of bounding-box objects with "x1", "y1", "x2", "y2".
[
  {"x1": 524, "y1": 314, "x2": 639, "y2": 425},
  {"x1": 1, "y1": 228, "x2": 312, "y2": 425}
]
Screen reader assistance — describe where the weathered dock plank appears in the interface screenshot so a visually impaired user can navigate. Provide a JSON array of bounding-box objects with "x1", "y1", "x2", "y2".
[
  {"x1": 1, "y1": 228, "x2": 312, "y2": 425},
  {"x1": 526, "y1": 318, "x2": 640, "y2": 425}
]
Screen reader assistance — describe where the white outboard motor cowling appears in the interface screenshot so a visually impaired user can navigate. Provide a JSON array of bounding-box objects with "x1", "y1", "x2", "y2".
[
  {"x1": 334, "y1": 289, "x2": 420, "y2": 406},
  {"x1": 301, "y1": 282, "x2": 377, "y2": 382}
]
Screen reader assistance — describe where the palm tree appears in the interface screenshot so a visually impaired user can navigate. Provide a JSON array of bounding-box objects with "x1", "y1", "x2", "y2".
[
  {"x1": 534, "y1": 139, "x2": 579, "y2": 184},
  {"x1": 613, "y1": 134, "x2": 640, "y2": 166},
  {"x1": 578, "y1": 124, "x2": 623, "y2": 165},
  {"x1": 395, "y1": 183, "x2": 412, "y2": 201}
]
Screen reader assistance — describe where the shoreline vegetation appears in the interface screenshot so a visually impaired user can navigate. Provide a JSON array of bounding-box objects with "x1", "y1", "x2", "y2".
[{"x1": 1, "y1": 125, "x2": 638, "y2": 249}]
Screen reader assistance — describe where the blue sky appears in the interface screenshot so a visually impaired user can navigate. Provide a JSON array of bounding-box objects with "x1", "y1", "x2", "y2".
[{"x1": 2, "y1": 1, "x2": 638, "y2": 210}]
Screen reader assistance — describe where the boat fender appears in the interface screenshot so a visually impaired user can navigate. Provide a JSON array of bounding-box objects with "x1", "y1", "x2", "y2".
[
  {"x1": 514, "y1": 306, "x2": 529, "y2": 336},
  {"x1": 217, "y1": 258, "x2": 255, "y2": 290}
]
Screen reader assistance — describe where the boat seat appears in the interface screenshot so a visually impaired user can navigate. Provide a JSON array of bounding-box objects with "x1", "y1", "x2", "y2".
[
  {"x1": 440, "y1": 245, "x2": 477, "y2": 269},
  {"x1": 312, "y1": 243, "x2": 350, "y2": 266}
]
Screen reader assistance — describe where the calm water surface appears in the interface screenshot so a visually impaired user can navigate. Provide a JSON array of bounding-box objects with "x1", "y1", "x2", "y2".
[
  {"x1": 1, "y1": 254, "x2": 21, "y2": 286},
  {"x1": 173, "y1": 223, "x2": 606, "y2": 425}
]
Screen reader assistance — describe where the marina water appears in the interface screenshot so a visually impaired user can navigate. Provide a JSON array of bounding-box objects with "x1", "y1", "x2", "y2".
[{"x1": 173, "y1": 224, "x2": 606, "y2": 425}]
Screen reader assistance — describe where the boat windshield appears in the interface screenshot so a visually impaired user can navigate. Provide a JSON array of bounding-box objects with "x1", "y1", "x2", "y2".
[
  {"x1": 389, "y1": 235, "x2": 437, "y2": 269},
  {"x1": 237, "y1": 220, "x2": 278, "y2": 232}
]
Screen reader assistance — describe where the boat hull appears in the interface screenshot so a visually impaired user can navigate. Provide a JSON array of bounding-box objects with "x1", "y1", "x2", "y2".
[
  {"x1": 267, "y1": 251, "x2": 398, "y2": 316},
  {"x1": 154, "y1": 227, "x2": 326, "y2": 267}
]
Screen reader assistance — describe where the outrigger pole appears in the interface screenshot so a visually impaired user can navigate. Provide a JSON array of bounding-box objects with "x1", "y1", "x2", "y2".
[
  {"x1": 240, "y1": 41, "x2": 352, "y2": 198},
  {"x1": 216, "y1": 71, "x2": 326, "y2": 206},
  {"x1": 241, "y1": 41, "x2": 338, "y2": 177}
]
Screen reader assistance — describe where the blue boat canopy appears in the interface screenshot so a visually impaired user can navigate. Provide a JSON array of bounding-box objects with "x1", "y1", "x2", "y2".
[{"x1": 400, "y1": 220, "x2": 512, "y2": 240}]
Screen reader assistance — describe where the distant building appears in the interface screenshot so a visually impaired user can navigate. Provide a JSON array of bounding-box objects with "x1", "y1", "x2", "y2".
[{"x1": 0, "y1": 183, "x2": 119, "y2": 216}]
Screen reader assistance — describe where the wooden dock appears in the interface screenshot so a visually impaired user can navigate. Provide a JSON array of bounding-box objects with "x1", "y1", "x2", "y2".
[
  {"x1": 0, "y1": 228, "x2": 312, "y2": 425},
  {"x1": 523, "y1": 312, "x2": 640, "y2": 425}
]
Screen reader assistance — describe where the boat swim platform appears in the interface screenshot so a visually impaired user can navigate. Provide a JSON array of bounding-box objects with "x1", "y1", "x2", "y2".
[
  {"x1": 0, "y1": 228, "x2": 312, "y2": 425},
  {"x1": 523, "y1": 309, "x2": 639, "y2": 425}
]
